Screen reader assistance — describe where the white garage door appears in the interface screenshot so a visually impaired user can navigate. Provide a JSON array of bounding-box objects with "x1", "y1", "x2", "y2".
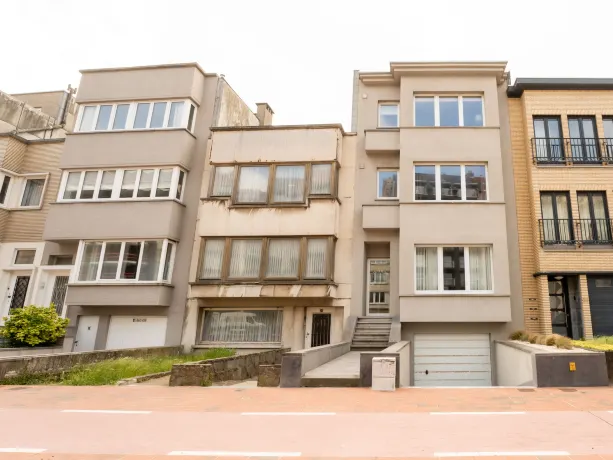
[
  {"x1": 106, "y1": 316, "x2": 167, "y2": 350},
  {"x1": 414, "y1": 334, "x2": 492, "y2": 387}
]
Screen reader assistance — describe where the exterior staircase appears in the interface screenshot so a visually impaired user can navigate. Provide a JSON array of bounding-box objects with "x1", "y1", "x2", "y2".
[{"x1": 351, "y1": 317, "x2": 392, "y2": 351}]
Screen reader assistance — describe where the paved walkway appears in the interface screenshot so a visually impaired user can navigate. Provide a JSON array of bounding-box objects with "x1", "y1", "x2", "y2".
[{"x1": 303, "y1": 351, "x2": 360, "y2": 378}]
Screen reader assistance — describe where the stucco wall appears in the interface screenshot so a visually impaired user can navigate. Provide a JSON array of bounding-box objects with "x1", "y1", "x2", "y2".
[{"x1": 495, "y1": 341, "x2": 536, "y2": 386}]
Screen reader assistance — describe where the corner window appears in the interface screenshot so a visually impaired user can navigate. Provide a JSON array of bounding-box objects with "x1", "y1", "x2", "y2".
[
  {"x1": 416, "y1": 246, "x2": 492, "y2": 292},
  {"x1": 310, "y1": 164, "x2": 332, "y2": 195},
  {"x1": 377, "y1": 170, "x2": 398, "y2": 199},
  {"x1": 414, "y1": 96, "x2": 483, "y2": 127},
  {"x1": 414, "y1": 164, "x2": 487, "y2": 201},
  {"x1": 20, "y1": 178, "x2": 45, "y2": 207},
  {"x1": 378, "y1": 103, "x2": 399, "y2": 128},
  {"x1": 199, "y1": 236, "x2": 333, "y2": 282},
  {"x1": 14, "y1": 249, "x2": 35, "y2": 265},
  {"x1": 168, "y1": 102, "x2": 184, "y2": 128},
  {"x1": 0, "y1": 175, "x2": 12, "y2": 205},
  {"x1": 76, "y1": 239, "x2": 175, "y2": 283}
]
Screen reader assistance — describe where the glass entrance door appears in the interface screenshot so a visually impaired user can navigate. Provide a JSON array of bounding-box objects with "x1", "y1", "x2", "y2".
[
  {"x1": 367, "y1": 258, "x2": 390, "y2": 315},
  {"x1": 568, "y1": 117, "x2": 599, "y2": 162}
]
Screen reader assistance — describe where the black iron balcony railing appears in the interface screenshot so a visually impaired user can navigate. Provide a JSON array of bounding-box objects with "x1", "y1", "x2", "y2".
[
  {"x1": 539, "y1": 218, "x2": 613, "y2": 246},
  {"x1": 575, "y1": 218, "x2": 613, "y2": 245},
  {"x1": 531, "y1": 138, "x2": 613, "y2": 164}
]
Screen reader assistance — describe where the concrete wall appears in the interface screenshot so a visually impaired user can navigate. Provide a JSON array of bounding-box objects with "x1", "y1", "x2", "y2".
[
  {"x1": 215, "y1": 81, "x2": 259, "y2": 128},
  {"x1": 280, "y1": 341, "x2": 351, "y2": 387},
  {"x1": 359, "y1": 341, "x2": 410, "y2": 387},
  {"x1": 0, "y1": 347, "x2": 63, "y2": 358},
  {"x1": 0, "y1": 91, "x2": 55, "y2": 131},
  {"x1": 495, "y1": 341, "x2": 536, "y2": 386}
]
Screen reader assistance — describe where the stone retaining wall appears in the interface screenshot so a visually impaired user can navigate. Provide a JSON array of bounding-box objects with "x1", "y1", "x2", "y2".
[
  {"x1": 169, "y1": 349, "x2": 287, "y2": 387},
  {"x1": 0, "y1": 346, "x2": 181, "y2": 380}
]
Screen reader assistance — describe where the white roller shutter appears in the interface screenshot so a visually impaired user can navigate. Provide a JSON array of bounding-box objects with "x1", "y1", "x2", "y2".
[
  {"x1": 414, "y1": 334, "x2": 492, "y2": 387},
  {"x1": 106, "y1": 316, "x2": 167, "y2": 350}
]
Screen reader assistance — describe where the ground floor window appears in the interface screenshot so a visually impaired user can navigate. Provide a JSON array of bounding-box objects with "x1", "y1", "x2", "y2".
[{"x1": 201, "y1": 310, "x2": 283, "y2": 343}]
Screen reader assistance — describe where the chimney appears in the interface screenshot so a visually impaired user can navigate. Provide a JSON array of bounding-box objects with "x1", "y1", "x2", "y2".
[{"x1": 256, "y1": 102, "x2": 274, "y2": 126}]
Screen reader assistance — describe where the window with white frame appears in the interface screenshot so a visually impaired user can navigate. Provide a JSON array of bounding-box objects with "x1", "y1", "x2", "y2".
[
  {"x1": 210, "y1": 163, "x2": 336, "y2": 204},
  {"x1": 199, "y1": 236, "x2": 334, "y2": 282},
  {"x1": 415, "y1": 246, "x2": 492, "y2": 292},
  {"x1": 14, "y1": 249, "x2": 36, "y2": 265},
  {"x1": 414, "y1": 164, "x2": 487, "y2": 201},
  {"x1": 76, "y1": 100, "x2": 197, "y2": 133},
  {"x1": 58, "y1": 167, "x2": 186, "y2": 202},
  {"x1": 201, "y1": 309, "x2": 283, "y2": 343},
  {"x1": 378, "y1": 103, "x2": 399, "y2": 128},
  {"x1": 76, "y1": 239, "x2": 175, "y2": 283},
  {"x1": 414, "y1": 96, "x2": 484, "y2": 127},
  {"x1": 377, "y1": 170, "x2": 398, "y2": 199},
  {"x1": 20, "y1": 178, "x2": 46, "y2": 207}
]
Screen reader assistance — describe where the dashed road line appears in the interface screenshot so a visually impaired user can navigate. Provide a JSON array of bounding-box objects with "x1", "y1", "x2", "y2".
[
  {"x1": 61, "y1": 409, "x2": 151, "y2": 414},
  {"x1": 435, "y1": 451, "x2": 570, "y2": 457},
  {"x1": 241, "y1": 412, "x2": 336, "y2": 416},
  {"x1": 430, "y1": 411, "x2": 526, "y2": 415},
  {"x1": 168, "y1": 451, "x2": 301, "y2": 457}
]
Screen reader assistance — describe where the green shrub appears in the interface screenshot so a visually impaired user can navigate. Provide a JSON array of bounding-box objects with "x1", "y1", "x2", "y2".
[
  {"x1": 509, "y1": 330, "x2": 524, "y2": 340},
  {"x1": 1, "y1": 305, "x2": 69, "y2": 347}
]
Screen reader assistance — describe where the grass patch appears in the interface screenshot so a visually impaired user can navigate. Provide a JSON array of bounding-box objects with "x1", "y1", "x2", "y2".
[
  {"x1": 0, "y1": 348, "x2": 234, "y2": 386},
  {"x1": 572, "y1": 336, "x2": 613, "y2": 351},
  {"x1": 509, "y1": 331, "x2": 573, "y2": 349}
]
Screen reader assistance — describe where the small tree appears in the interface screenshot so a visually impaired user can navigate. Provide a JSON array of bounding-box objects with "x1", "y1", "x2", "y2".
[{"x1": 1, "y1": 305, "x2": 69, "y2": 347}]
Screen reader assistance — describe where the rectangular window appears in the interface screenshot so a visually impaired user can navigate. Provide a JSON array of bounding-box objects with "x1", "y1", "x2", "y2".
[
  {"x1": 63, "y1": 172, "x2": 80, "y2": 200},
  {"x1": 367, "y1": 258, "x2": 390, "y2": 315},
  {"x1": 162, "y1": 242, "x2": 174, "y2": 281},
  {"x1": 272, "y1": 165, "x2": 305, "y2": 203},
  {"x1": 0, "y1": 175, "x2": 11, "y2": 204},
  {"x1": 176, "y1": 170, "x2": 185, "y2": 200},
  {"x1": 79, "y1": 106, "x2": 96, "y2": 131},
  {"x1": 377, "y1": 170, "x2": 398, "y2": 199},
  {"x1": 211, "y1": 166, "x2": 235, "y2": 197},
  {"x1": 414, "y1": 96, "x2": 483, "y2": 127},
  {"x1": 310, "y1": 164, "x2": 332, "y2": 195},
  {"x1": 112, "y1": 104, "x2": 130, "y2": 130},
  {"x1": 236, "y1": 166, "x2": 269, "y2": 204},
  {"x1": 201, "y1": 310, "x2": 283, "y2": 343},
  {"x1": 95, "y1": 105, "x2": 112, "y2": 130},
  {"x1": 187, "y1": 104, "x2": 196, "y2": 131},
  {"x1": 137, "y1": 169, "x2": 154, "y2": 198},
  {"x1": 378, "y1": 103, "x2": 399, "y2": 128},
  {"x1": 415, "y1": 246, "x2": 492, "y2": 293},
  {"x1": 120, "y1": 170, "x2": 137, "y2": 198},
  {"x1": 14, "y1": 249, "x2": 35, "y2": 265},
  {"x1": 168, "y1": 102, "x2": 184, "y2": 128},
  {"x1": 150, "y1": 102, "x2": 167, "y2": 129},
  {"x1": 577, "y1": 191, "x2": 610, "y2": 244},
  {"x1": 414, "y1": 165, "x2": 487, "y2": 201},
  {"x1": 98, "y1": 171, "x2": 115, "y2": 199},
  {"x1": 133, "y1": 103, "x2": 150, "y2": 129},
  {"x1": 79, "y1": 171, "x2": 98, "y2": 200},
  {"x1": 155, "y1": 169, "x2": 173, "y2": 197},
  {"x1": 76, "y1": 240, "x2": 174, "y2": 283},
  {"x1": 533, "y1": 116, "x2": 564, "y2": 162},
  {"x1": 20, "y1": 178, "x2": 45, "y2": 207},
  {"x1": 48, "y1": 255, "x2": 73, "y2": 265},
  {"x1": 199, "y1": 237, "x2": 333, "y2": 282},
  {"x1": 540, "y1": 192, "x2": 573, "y2": 245}
]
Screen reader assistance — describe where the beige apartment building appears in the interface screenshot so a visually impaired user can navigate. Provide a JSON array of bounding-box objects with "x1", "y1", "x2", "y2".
[
  {"x1": 0, "y1": 90, "x2": 74, "y2": 328},
  {"x1": 350, "y1": 62, "x2": 524, "y2": 386},
  {"x1": 42, "y1": 63, "x2": 258, "y2": 351},
  {"x1": 508, "y1": 78, "x2": 613, "y2": 340},
  {"x1": 182, "y1": 114, "x2": 356, "y2": 352}
]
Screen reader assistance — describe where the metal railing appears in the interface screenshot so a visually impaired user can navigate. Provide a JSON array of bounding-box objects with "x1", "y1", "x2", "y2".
[
  {"x1": 539, "y1": 218, "x2": 613, "y2": 245},
  {"x1": 532, "y1": 138, "x2": 613, "y2": 164}
]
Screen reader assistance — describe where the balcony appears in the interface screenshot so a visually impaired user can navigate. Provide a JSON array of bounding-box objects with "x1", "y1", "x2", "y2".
[
  {"x1": 364, "y1": 129, "x2": 400, "y2": 153},
  {"x1": 362, "y1": 204, "x2": 399, "y2": 229},
  {"x1": 539, "y1": 218, "x2": 613, "y2": 246},
  {"x1": 531, "y1": 138, "x2": 613, "y2": 165}
]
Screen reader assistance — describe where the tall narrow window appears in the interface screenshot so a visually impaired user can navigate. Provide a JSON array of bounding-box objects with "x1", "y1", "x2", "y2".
[
  {"x1": 236, "y1": 166, "x2": 269, "y2": 204},
  {"x1": 443, "y1": 247, "x2": 465, "y2": 291},
  {"x1": 414, "y1": 97, "x2": 435, "y2": 127},
  {"x1": 469, "y1": 247, "x2": 492, "y2": 290},
  {"x1": 228, "y1": 239, "x2": 262, "y2": 278},
  {"x1": 155, "y1": 169, "x2": 173, "y2": 197},
  {"x1": 272, "y1": 165, "x2": 305, "y2": 203},
  {"x1": 577, "y1": 191, "x2": 611, "y2": 244},
  {"x1": 176, "y1": 170, "x2": 185, "y2": 200},
  {"x1": 100, "y1": 242, "x2": 122, "y2": 279},
  {"x1": 79, "y1": 171, "x2": 97, "y2": 199},
  {"x1": 265, "y1": 239, "x2": 300, "y2": 278},
  {"x1": 133, "y1": 103, "x2": 150, "y2": 129},
  {"x1": 187, "y1": 104, "x2": 196, "y2": 131},
  {"x1": 414, "y1": 165, "x2": 436, "y2": 201},
  {"x1": 211, "y1": 166, "x2": 235, "y2": 197},
  {"x1": 150, "y1": 102, "x2": 167, "y2": 128},
  {"x1": 440, "y1": 165, "x2": 461, "y2": 200},
  {"x1": 416, "y1": 247, "x2": 438, "y2": 291},
  {"x1": 167, "y1": 102, "x2": 184, "y2": 128},
  {"x1": 533, "y1": 117, "x2": 563, "y2": 162},
  {"x1": 568, "y1": 117, "x2": 599, "y2": 162},
  {"x1": 367, "y1": 259, "x2": 390, "y2": 315},
  {"x1": 439, "y1": 97, "x2": 459, "y2": 127},
  {"x1": 465, "y1": 165, "x2": 487, "y2": 200},
  {"x1": 0, "y1": 176, "x2": 11, "y2": 204},
  {"x1": 78, "y1": 242, "x2": 102, "y2": 281},
  {"x1": 378, "y1": 104, "x2": 399, "y2": 128},
  {"x1": 310, "y1": 164, "x2": 332, "y2": 195},
  {"x1": 462, "y1": 97, "x2": 484, "y2": 127},
  {"x1": 63, "y1": 172, "x2": 81, "y2": 200},
  {"x1": 79, "y1": 106, "x2": 96, "y2": 131},
  {"x1": 377, "y1": 170, "x2": 398, "y2": 199},
  {"x1": 604, "y1": 117, "x2": 613, "y2": 160},
  {"x1": 137, "y1": 169, "x2": 154, "y2": 198},
  {"x1": 20, "y1": 179, "x2": 45, "y2": 207},
  {"x1": 200, "y1": 239, "x2": 225, "y2": 279},
  {"x1": 120, "y1": 170, "x2": 137, "y2": 198},
  {"x1": 162, "y1": 242, "x2": 174, "y2": 281},
  {"x1": 95, "y1": 105, "x2": 112, "y2": 130},
  {"x1": 540, "y1": 192, "x2": 573, "y2": 244},
  {"x1": 97, "y1": 171, "x2": 115, "y2": 199},
  {"x1": 120, "y1": 242, "x2": 141, "y2": 279},
  {"x1": 138, "y1": 241, "x2": 163, "y2": 281},
  {"x1": 112, "y1": 104, "x2": 129, "y2": 130},
  {"x1": 305, "y1": 238, "x2": 328, "y2": 279}
]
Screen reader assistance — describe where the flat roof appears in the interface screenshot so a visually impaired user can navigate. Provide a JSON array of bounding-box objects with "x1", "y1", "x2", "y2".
[
  {"x1": 508, "y1": 78, "x2": 613, "y2": 97},
  {"x1": 80, "y1": 62, "x2": 213, "y2": 77},
  {"x1": 211, "y1": 124, "x2": 352, "y2": 136}
]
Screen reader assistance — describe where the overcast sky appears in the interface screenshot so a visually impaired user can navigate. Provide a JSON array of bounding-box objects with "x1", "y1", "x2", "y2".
[{"x1": 3, "y1": 0, "x2": 613, "y2": 129}]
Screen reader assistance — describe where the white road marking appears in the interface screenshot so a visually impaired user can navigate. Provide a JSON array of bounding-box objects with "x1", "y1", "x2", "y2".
[
  {"x1": 431, "y1": 411, "x2": 526, "y2": 415},
  {"x1": 241, "y1": 412, "x2": 336, "y2": 416},
  {"x1": 168, "y1": 451, "x2": 301, "y2": 457},
  {"x1": 0, "y1": 448, "x2": 46, "y2": 453},
  {"x1": 435, "y1": 452, "x2": 570, "y2": 457},
  {"x1": 61, "y1": 409, "x2": 151, "y2": 414}
]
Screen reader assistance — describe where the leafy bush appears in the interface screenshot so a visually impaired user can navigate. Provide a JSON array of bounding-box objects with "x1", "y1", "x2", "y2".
[
  {"x1": 573, "y1": 336, "x2": 613, "y2": 351},
  {"x1": 545, "y1": 335, "x2": 557, "y2": 346},
  {"x1": 509, "y1": 330, "x2": 575, "y2": 349},
  {"x1": 1, "y1": 305, "x2": 69, "y2": 347},
  {"x1": 509, "y1": 330, "x2": 524, "y2": 340},
  {"x1": 528, "y1": 333, "x2": 538, "y2": 344},
  {"x1": 554, "y1": 335, "x2": 572, "y2": 350}
]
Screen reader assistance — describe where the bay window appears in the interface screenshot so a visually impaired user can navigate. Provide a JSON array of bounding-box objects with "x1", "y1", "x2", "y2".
[
  {"x1": 76, "y1": 100, "x2": 197, "y2": 133},
  {"x1": 201, "y1": 309, "x2": 283, "y2": 343},
  {"x1": 414, "y1": 164, "x2": 487, "y2": 201},
  {"x1": 75, "y1": 239, "x2": 175, "y2": 283},
  {"x1": 199, "y1": 236, "x2": 334, "y2": 282},
  {"x1": 414, "y1": 96, "x2": 484, "y2": 127},
  {"x1": 59, "y1": 167, "x2": 186, "y2": 202},
  {"x1": 210, "y1": 162, "x2": 336, "y2": 204},
  {"x1": 415, "y1": 246, "x2": 492, "y2": 293}
]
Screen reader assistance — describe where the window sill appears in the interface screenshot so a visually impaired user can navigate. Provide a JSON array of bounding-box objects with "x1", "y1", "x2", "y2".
[
  {"x1": 191, "y1": 280, "x2": 336, "y2": 286},
  {"x1": 543, "y1": 244, "x2": 613, "y2": 252},
  {"x1": 202, "y1": 197, "x2": 340, "y2": 206},
  {"x1": 411, "y1": 291, "x2": 496, "y2": 296},
  {"x1": 69, "y1": 282, "x2": 173, "y2": 287},
  {"x1": 53, "y1": 198, "x2": 185, "y2": 206},
  {"x1": 404, "y1": 200, "x2": 503, "y2": 204},
  {"x1": 69, "y1": 127, "x2": 196, "y2": 138}
]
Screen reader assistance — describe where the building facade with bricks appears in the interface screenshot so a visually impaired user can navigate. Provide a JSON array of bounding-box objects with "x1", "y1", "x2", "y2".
[{"x1": 508, "y1": 78, "x2": 613, "y2": 339}]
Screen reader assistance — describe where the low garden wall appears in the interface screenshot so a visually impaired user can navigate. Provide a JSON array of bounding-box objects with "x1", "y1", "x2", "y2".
[
  {"x1": 0, "y1": 346, "x2": 181, "y2": 380},
  {"x1": 0, "y1": 347, "x2": 64, "y2": 359},
  {"x1": 169, "y1": 349, "x2": 288, "y2": 386}
]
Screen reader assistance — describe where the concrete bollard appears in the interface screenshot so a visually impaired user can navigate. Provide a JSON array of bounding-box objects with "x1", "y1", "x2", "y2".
[{"x1": 372, "y1": 357, "x2": 396, "y2": 391}]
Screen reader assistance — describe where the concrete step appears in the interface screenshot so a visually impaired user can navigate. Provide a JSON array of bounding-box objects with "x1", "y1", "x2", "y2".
[
  {"x1": 350, "y1": 346, "x2": 387, "y2": 351},
  {"x1": 301, "y1": 376, "x2": 360, "y2": 388},
  {"x1": 351, "y1": 342, "x2": 390, "y2": 348},
  {"x1": 357, "y1": 318, "x2": 392, "y2": 323},
  {"x1": 355, "y1": 324, "x2": 391, "y2": 329}
]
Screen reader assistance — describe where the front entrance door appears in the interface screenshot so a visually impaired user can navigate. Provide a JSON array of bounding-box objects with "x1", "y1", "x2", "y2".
[
  {"x1": 367, "y1": 258, "x2": 390, "y2": 315},
  {"x1": 49, "y1": 275, "x2": 69, "y2": 316},
  {"x1": 6, "y1": 274, "x2": 31, "y2": 312},
  {"x1": 310, "y1": 313, "x2": 331, "y2": 348},
  {"x1": 548, "y1": 276, "x2": 573, "y2": 337},
  {"x1": 73, "y1": 316, "x2": 100, "y2": 352}
]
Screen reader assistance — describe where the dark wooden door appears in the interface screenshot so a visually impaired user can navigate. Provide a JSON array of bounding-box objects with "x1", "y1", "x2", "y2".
[{"x1": 310, "y1": 313, "x2": 331, "y2": 347}]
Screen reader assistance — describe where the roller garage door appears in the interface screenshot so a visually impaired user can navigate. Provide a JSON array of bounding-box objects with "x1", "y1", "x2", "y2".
[
  {"x1": 105, "y1": 316, "x2": 167, "y2": 350},
  {"x1": 414, "y1": 334, "x2": 492, "y2": 386},
  {"x1": 587, "y1": 276, "x2": 613, "y2": 336}
]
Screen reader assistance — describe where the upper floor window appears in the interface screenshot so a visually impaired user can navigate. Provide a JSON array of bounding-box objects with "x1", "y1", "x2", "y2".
[
  {"x1": 414, "y1": 96, "x2": 484, "y2": 127},
  {"x1": 76, "y1": 100, "x2": 197, "y2": 133},
  {"x1": 414, "y1": 164, "x2": 487, "y2": 201},
  {"x1": 416, "y1": 245, "x2": 492, "y2": 293},
  {"x1": 0, "y1": 173, "x2": 47, "y2": 210},
  {"x1": 58, "y1": 167, "x2": 186, "y2": 203},
  {"x1": 378, "y1": 103, "x2": 399, "y2": 128},
  {"x1": 210, "y1": 163, "x2": 336, "y2": 205},
  {"x1": 75, "y1": 239, "x2": 175, "y2": 283},
  {"x1": 0, "y1": 174, "x2": 11, "y2": 205},
  {"x1": 199, "y1": 236, "x2": 334, "y2": 282},
  {"x1": 377, "y1": 170, "x2": 398, "y2": 199},
  {"x1": 14, "y1": 249, "x2": 36, "y2": 265},
  {"x1": 20, "y1": 177, "x2": 46, "y2": 208}
]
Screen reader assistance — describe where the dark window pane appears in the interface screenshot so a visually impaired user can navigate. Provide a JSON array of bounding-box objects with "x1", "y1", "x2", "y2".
[
  {"x1": 176, "y1": 171, "x2": 185, "y2": 200},
  {"x1": 465, "y1": 165, "x2": 487, "y2": 200},
  {"x1": 0, "y1": 176, "x2": 11, "y2": 204},
  {"x1": 443, "y1": 247, "x2": 465, "y2": 291},
  {"x1": 120, "y1": 242, "x2": 141, "y2": 279},
  {"x1": 415, "y1": 165, "x2": 436, "y2": 200},
  {"x1": 439, "y1": 97, "x2": 459, "y2": 127},
  {"x1": 415, "y1": 97, "x2": 435, "y2": 126},
  {"x1": 440, "y1": 165, "x2": 462, "y2": 200},
  {"x1": 462, "y1": 97, "x2": 483, "y2": 126}
]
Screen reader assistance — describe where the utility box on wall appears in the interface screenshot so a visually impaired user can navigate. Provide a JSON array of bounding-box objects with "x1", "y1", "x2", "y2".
[{"x1": 372, "y1": 356, "x2": 396, "y2": 391}]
